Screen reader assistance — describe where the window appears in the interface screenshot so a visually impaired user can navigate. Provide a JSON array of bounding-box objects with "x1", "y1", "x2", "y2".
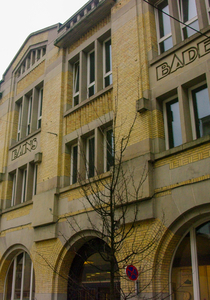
[
  {"x1": 37, "y1": 88, "x2": 43, "y2": 129},
  {"x1": 17, "y1": 102, "x2": 22, "y2": 141},
  {"x1": 156, "y1": 0, "x2": 173, "y2": 53},
  {"x1": 164, "y1": 97, "x2": 182, "y2": 149},
  {"x1": 21, "y1": 168, "x2": 27, "y2": 203},
  {"x1": 87, "y1": 51, "x2": 95, "y2": 97},
  {"x1": 105, "y1": 128, "x2": 114, "y2": 171},
  {"x1": 11, "y1": 173, "x2": 16, "y2": 207},
  {"x1": 179, "y1": 0, "x2": 199, "y2": 39},
  {"x1": 73, "y1": 61, "x2": 80, "y2": 106},
  {"x1": 4, "y1": 252, "x2": 35, "y2": 300},
  {"x1": 26, "y1": 96, "x2": 32, "y2": 135},
  {"x1": 86, "y1": 136, "x2": 95, "y2": 178},
  {"x1": 104, "y1": 39, "x2": 112, "y2": 87},
  {"x1": 33, "y1": 164, "x2": 37, "y2": 196},
  {"x1": 71, "y1": 144, "x2": 78, "y2": 184},
  {"x1": 190, "y1": 84, "x2": 210, "y2": 139},
  {"x1": 206, "y1": 0, "x2": 210, "y2": 20},
  {"x1": 171, "y1": 221, "x2": 210, "y2": 300}
]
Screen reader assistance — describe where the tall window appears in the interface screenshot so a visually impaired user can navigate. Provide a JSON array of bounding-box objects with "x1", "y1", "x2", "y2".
[
  {"x1": 191, "y1": 84, "x2": 210, "y2": 139},
  {"x1": 37, "y1": 88, "x2": 43, "y2": 129},
  {"x1": 21, "y1": 168, "x2": 27, "y2": 203},
  {"x1": 87, "y1": 51, "x2": 95, "y2": 98},
  {"x1": 17, "y1": 102, "x2": 22, "y2": 141},
  {"x1": 26, "y1": 96, "x2": 32, "y2": 135},
  {"x1": 86, "y1": 136, "x2": 95, "y2": 178},
  {"x1": 73, "y1": 61, "x2": 80, "y2": 106},
  {"x1": 4, "y1": 252, "x2": 35, "y2": 300},
  {"x1": 105, "y1": 128, "x2": 114, "y2": 172},
  {"x1": 33, "y1": 164, "x2": 37, "y2": 196},
  {"x1": 104, "y1": 39, "x2": 112, "y2": 87},
  {"x1": 71, "y1": 144, "x2": 78, "y2": 184},
  {"x1": 156, "y1": 0, "x2": 173, "y2": 53},
  {"x1": 164, "y1": 98, "x2": 182, "y2": 149},
  {"x1": 11, "y1": 173, "x2": 16, "y2": 207},
  {"x1": 179, "y1": 0, "x2": 199, "y2": 39},
  {"x1": 171, "y1": 221, "x2": 210, "y2": 300}
]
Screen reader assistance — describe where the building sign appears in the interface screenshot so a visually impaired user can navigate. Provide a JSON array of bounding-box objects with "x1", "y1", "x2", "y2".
[
  {"x1": 156, "y1": 37, "x2": 210, "y2": 81},
  {"x1": 11, "y1": 138, "x2": 37, "y2": 161}
]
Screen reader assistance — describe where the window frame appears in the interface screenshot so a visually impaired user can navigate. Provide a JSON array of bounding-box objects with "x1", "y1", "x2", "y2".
[
  {"x1": 87, "y1": 50, "x2": 95, "y2": 98},
  {"x1": 103, "y1": 38, "x2": 112, "y2": 88},
  {"x1": 189, "y1": 82, "x2": 210, "y2": 140},
  {"x1": 155, "y1": 0, "x2": 173, "y2": 54},
  {"x1": 178, "y1": 0, "x2": 199, "y2": 39},
  {"x1": 163, "y1": 96, "x2": 182, "y2": 150}
]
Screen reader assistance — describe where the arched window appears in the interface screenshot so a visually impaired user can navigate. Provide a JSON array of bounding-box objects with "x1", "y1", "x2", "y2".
[
  {"x1": 68, "y1": 238, "x2": 120, "y2": 300},
  {"x1": 4, "y1": 251, "x2": 35, "y2": 300},
  {"x1": 171, "y1": 221, "x2": 210, "y2": 300}
]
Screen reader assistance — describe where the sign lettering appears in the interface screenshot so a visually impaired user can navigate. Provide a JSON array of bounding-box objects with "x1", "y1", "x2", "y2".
[{"x1": 11, "y1": 138, "x2": 37, "y2": 161}]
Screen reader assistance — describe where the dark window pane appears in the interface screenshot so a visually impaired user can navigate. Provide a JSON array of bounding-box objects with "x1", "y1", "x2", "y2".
[
  {"x1": 74, "y1": 95, "x2": 79, "y2": 106},
  {"x1": 105, "y1": 40, "x2": 111, "y2": 73},
  {"x1": 72, "y1": 145, "x2": 78, "y2": 184},
  {"x1": 89, "y1": 52, "x2": 95, "y2": 83},
  {"x1": 74, "y1": 62, "x2": 79, "y2": 94},
  {"x1": 183, "y1": 20, "x2": 199, "y2": 39},
  {"x1": 106, "y1": 129, "x2": 114, "y2": 171},
  {"x1": 158, "y1": 0, "x2": 171, "y2": 37},
  {"x1": 105, "y1": 74, "x2": 112, "y2": 88},
  {"x1": 88, "y1": 137, "x2": 95, "y2": 178},
  {"x1": 181, "y1": 0, "x2": 197, "y2": 22},
  {"x1": 192, "y1": 84, "x2": 210, "y2": 138},
  {"x1": 166, "y1": 98, "x2": 182, "y2": 148},
  {"x1": 159, "y1": 36, "x2": 173, "y2": 53},
  {"x1": 88, "y1": 85, "x2": 95, "y2": 97}
]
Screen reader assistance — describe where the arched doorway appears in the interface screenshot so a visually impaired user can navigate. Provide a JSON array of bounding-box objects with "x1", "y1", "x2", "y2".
[
  {"x1": 171, "y1": 220, "x2": 210, "y2": 300},
  {"x1": 4, "y1": 251, "x2": 35, "y2": 300},
  {"x1": 67, "y1": 238, "x2": 120, "y2": 300}
]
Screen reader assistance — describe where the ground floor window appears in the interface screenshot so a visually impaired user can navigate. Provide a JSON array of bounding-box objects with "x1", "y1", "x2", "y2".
[
  {"x1": 68, "y1": 238, "x2": 120, "y2": 300},
  {"x1": 4, "y1": 252, "x2": 35, "y2": 300},
  {"x1": 171, "y1": 221, "x2": 210, "y2": 300}
]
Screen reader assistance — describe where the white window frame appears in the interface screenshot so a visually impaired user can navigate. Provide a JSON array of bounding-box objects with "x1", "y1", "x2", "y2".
[
  {"x1": 73, "y1": 61, "x2": 80, "y2": 106},
  {"x1": 87, "y1": 50, "x2": 95, "y2": 98},
  {"x1": 71, "y1": 144, "x2": 78, "y2": 184},
  {"x1": 17, "y1": 102, "x2": 22, "y2": 141},
  {"x1": 103, "y1": 38, "x2": 112, "y2": 88},
  {"x1": 37, "y1": 88, "x2": 43, "y2": 129},
  {"x1": 155, "y1": 0, "x2": 173, "y2": 54},
  {"x1": 189, "y1": 81, "x2": 210, "y2": 140},
  {"x1": 104, "y1": 127, "x2": 114, "y2": 172},
  {"x1": 163, "y1": 96, "x2": 182, "y2": 150},
  {"x1": 26, "y1": 96, "x2": 32, "y2": 136},
  {"x1": 21, "y1": 168, "x2": 27, "y2": 203},
  {"x1": 86, "y1": 135, "x2": 95, "y2": 179},
  {"x1": 4, "y1": 251, "x2": 34, "y2": 300},
  {"x1": 178, "y1": 0, "x2": 198, "y2": 39}
]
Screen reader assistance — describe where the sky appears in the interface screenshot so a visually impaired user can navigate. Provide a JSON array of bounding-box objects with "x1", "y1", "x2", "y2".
[{"x1": 0, "y1": 0, "x2": 88, "y2": 79}]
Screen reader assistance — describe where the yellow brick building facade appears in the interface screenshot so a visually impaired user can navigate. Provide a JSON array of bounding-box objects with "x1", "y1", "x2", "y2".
[{"x1": 0, "y1": 0, "x2": 210, "y2": 299}]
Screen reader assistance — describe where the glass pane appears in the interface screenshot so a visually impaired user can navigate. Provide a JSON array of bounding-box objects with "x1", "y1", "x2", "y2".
[
  {"x1": 158, "y1": 0, "x2": 171, "y2": 37},
  {"x1": 89, "y1": 51, "x2": 95, "y2": 84},
  {"x1": 6, "y1": 261, "x2": 14, "y2": 300},
  {"x1": 72, "y1": 145, "x2": 78, "y2": 184},
  {"x1": 171, "y1": 233, "x2": 193, "y2": 300},
  {"x1": 15, "y1": 253, "x2": 24, "y2": 300},
  {"x1": 74, "y1": 95, "x2": 79, "y2": 106},
  {"x1": 181, "y1": 0, "x2": 197, "y2": 22},
  {"x1": 166, "y1": 98, "x2": 182, "y2": 148},
  {"x1": 105, "y1": 74, "x2": 112, "y2": 88},
  {"x1": 106, "y1": 129, "x2": 114, "y2": 171},
  {"x1": 74, "y1": 62, "x2": 79, "y2": 93},
  {"x1": 88, "y1": 85, "x2": 95, "y2": 98},
  {"x1": 88, "y1": 137, "x2": 95, "y2": 178},
  {"x1": 183, "y1": 20, "x2": 199, "y2": 39},
  {"x1": 192, "y1": 85, "x2": 210, "y2": 138},
  {"x1": 159, "y1": 36, "x2": 173, "y2": 53},
  {"x1": 23, "y1": 253, "x2": 32, "y2": 300},
  {"x1": 105, "y1": 40, "x2": 112, "y2": 73},
  {"x1": 196, "y1": 222, "x2": 210, "y2": 300}
]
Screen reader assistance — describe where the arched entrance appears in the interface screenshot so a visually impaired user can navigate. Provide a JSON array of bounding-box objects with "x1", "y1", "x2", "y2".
[
  {"x1": 67, "y1": 238, "x2": 120, "y2": 300},
  {"x1": 171, "y1": 220, "x2": 210, "y2": 300}
]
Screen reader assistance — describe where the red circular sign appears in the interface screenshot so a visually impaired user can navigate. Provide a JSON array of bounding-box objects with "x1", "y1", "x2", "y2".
[{"x1": 125, "y1": 265, "x2": 139, "y2": 281}]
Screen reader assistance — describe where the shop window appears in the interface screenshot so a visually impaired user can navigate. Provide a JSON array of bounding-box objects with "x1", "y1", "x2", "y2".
[
  {"x1": 4, "y1": 252, "x2": 35, "y2": 300},
  {"x1": 73, "y1": 61, "x2": 80, "y2": 106},
  {"x1": 71, "y1": 144, "x2": 78, "y2": 184},
  {"x1": 156, "y1": 0, "x2": 173, "y2": 53},
  {"x1": 163, "y1": 97, "x2": 182, "y2": 149},
  {"x1": 171, "y1": 221, "x2": 210, "y2": 300},
  {"x1": 105, "y1": 128, "x2": 114, "y2": 172},
  {"x1": 178, "y1": 0, "x2": 199, "y2": 39},
  {"x1": 104, "y1": 39, "x2": 112, "y2": 87},
  {"x1": 86, "y1": 136, "x2": 95, "y2": 178},
  {"x1": 88, "y1": 50, "x2": 95, "y2": 98},
  {"x1": 190, "y1": 83, "x2": 210, "y2": 139}
]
